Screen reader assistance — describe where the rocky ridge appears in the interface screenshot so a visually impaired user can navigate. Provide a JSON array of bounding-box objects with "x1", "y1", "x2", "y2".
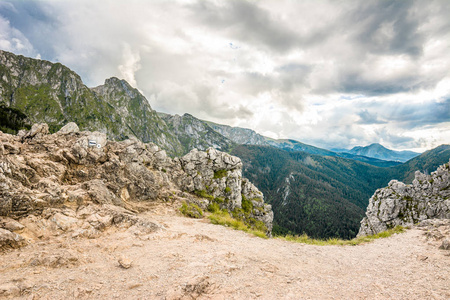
[
  {"x1": 205, "y1": 121, "x2": 267, "y2": 146},
  {"x1": 358, "y1": 159, "x2": 450, "y2": 236},
  {"x1": 0, "y1": 123, "x2": 273, "y2": 251},
  {"x1": 159, "y1": 113, "x2": 234, "y2": 154}
]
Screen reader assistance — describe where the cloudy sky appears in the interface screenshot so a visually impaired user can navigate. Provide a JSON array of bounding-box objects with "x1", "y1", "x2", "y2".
[{"x1": 1, "y1": 0, "x2": 449, "y2": 152}]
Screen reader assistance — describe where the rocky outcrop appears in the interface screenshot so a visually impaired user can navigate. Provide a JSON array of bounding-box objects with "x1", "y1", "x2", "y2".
[
  {"x1": 0, "y1": 123, "x2": 273, "y2": 249},
  {"x1": 358, "y1": 160, "x2": 450, "y2": 236}
]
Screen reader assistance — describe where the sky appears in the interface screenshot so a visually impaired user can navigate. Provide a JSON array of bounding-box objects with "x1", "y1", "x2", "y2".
[{"x1": 0, "y1": 0, "x2": 449, "y2": 152}]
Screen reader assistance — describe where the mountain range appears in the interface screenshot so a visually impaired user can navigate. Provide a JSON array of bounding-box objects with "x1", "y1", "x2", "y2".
[
  {"x1": 339, "y1": 143, "x2": 419, "y2": 162},
  {"x1": 1, "y1": 49, "x2": 449, "y2": 239}
]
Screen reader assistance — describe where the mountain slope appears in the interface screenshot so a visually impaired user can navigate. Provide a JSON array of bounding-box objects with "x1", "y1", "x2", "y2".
[
  {"x1": 159, "y1": 113, "x2": 234, "y2": 154},
  {"x1": 231, "y1": 144, "x2": 450, "y2": 239},
  {"x1": 231, "y1": 145, "x2": 396, "y2": 239},
  {"x1": 347, "y1": 143, "x2": 419, "y2": 162},
  {"x1": 204, "y1": 121, "x2": 267, "y2": 145},
  {"x1": 92, "y1": 78, "x2": 183, "y2": 155},
  {"x1": 394, "y1": 144, "x2": 450, "y2": 183},
  {"x1": 0, "y1": 50, "x2": 183, "y2": 155}
]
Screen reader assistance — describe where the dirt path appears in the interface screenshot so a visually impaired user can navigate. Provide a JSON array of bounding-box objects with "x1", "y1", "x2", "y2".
[{"x1": 1, "y1": 205, "x2": 449, "y2": 299}]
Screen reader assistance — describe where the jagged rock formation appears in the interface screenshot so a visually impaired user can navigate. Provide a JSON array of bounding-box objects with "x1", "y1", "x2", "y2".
[
  {"x1": 159, "y1": 113, "x2": 233, "y2": 154},
  {"x1": 0, "y1": 123, "x2": 273, "y2": 250},
  {"x1": 92, "y1": 78, "x2": 183, "y2": 155},
  {"x1": 358, "y1": 160, "x2": 450, "y2": 236}
]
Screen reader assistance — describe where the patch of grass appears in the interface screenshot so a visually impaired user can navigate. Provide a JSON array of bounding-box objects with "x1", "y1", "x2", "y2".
[
  {"x1": 241, "y1": 194, "x2": 253, "y2": 213},
  {"x1": 213, "y1": 169, "x2": 228, "y2": 179},
  {"x1": 278, "y1": 225, "x2": 405, "y2": 246},
  {"x1": 207, "y1": 202, "x2": 221, "y2": 213},
  {"x1": 208, "y1": 209, "x2": 268, "y2": 239},
  {"x1": 194, "y1": 190, "x2": 214, "y2": 201},
  {"x1": 179, "y1": 202, "x2": 203, "y2": 219}
]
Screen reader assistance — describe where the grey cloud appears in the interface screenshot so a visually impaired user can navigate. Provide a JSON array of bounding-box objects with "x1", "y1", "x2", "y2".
[
  {"x1": 188, "y1": 1, "x2": 301, "y2": 53},
  {"x1": 348, "y1": 0, "x2": 425, "y2": 57},
  {"x1": 357, "y1": 109, "x2": 386, "y2": 124},
  {"x1": 385, "y1": 98, "x2": 450, "y2": 129}
]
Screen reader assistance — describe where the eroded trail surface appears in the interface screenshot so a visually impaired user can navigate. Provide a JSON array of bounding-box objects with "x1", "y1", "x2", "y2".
[{"x1": 1, "y1": 205, "x2": 449, "y2": 300}]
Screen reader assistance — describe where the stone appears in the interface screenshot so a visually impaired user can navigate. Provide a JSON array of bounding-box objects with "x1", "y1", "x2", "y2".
[
  {"x1": 118, "y1": 256, "x2": 133, "y2": 269},
  {"x1": 50, "y1": 213, "x2": 78, "y2": 231},
  {"x1": 0, "y1": 283, "x2": 20, "y2": 297},
  {"x1": 58, "y1": 122, "x2": 80, "y2": 134},
  {"x1": 0, "y1": 228, "x2": 25, "y2": 250},
  {"x1": 22, "y1": 123, "x2": 49, "y2": 140},
  {"x1": 439, "y1": 239, "x2": 450, "y2": 250},
  {"x1": 0, "y1": 217, "x2": 25, "y2": 232}
]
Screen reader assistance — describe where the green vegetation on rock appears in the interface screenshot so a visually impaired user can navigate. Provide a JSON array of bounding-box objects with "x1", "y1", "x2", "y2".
[{"x1": 179, "y1": 202, "x2": 203, "y2": 219}]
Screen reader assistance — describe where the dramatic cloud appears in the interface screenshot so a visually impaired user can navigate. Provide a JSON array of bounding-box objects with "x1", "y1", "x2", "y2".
[{"x1": 0, "y1": 0, "x2": 449, "y2": 152}]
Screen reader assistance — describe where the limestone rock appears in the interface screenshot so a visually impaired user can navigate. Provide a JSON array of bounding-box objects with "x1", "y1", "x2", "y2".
[
  {"x1": 0, "y1": 228, "x2": 25, "y2": 250},
  {"x1": 58, "y1": 122, "x2": 80, "y2": 134},
  {"x1": 0, "y1": 123, "x2": 273, "y2": 236},
  {"x1": 358, "y1": 159, "x2": 450, "y2": 236},
  {"x1": 22, "y1": 123, "x2": 49, "y2": 140},
  {"x1": 0, "y1": 217, "x2": 25, "y2": 232},
  {"x1": 118, "y1": 256, "x2": 133, "y2": 269}
]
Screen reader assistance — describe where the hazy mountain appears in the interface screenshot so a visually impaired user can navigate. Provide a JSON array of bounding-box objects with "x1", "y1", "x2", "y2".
[
  {"x1": 346, "y1": 143, "x2": 419, "y2": 162},
  {"x1": 266, "y1": 139, "x2": 401, "y2": 167}
]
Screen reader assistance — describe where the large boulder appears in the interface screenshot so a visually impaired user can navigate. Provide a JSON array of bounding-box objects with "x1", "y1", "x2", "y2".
[{"x1": 358, "y1": 159, "x2": 450, "y2": 236}]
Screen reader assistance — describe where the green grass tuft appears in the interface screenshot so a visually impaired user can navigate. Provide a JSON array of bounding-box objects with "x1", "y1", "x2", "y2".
[{"x1": 278, "y1": 225, "x2": 405, "y2": 246}]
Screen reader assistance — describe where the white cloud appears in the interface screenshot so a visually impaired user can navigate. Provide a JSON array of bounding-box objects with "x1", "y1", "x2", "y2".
[{"x1": 1, "y1": 0, "x2": 449, "y2": 151}]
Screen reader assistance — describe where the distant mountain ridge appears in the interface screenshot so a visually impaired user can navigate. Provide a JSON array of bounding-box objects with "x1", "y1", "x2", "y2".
[{"x1": 345, "y1": 143, "x2": 419, "y2": 162}]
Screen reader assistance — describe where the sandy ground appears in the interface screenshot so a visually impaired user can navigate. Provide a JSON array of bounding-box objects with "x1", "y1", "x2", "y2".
[{"x1": 1, "y1": 204, "x2": 449, "y2": 300}]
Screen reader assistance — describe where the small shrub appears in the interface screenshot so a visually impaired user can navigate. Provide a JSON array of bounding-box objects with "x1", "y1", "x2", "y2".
[
  {"x1": 179, "y1": 202, "x2": 203, "y2": 219},
  {"x1": 224, "y1": 187, "x2": 231, "y2": 193},
  {"x1": 207, "y1": 202, "x2": 221, "y2": 213},
  {"x1": 213, "y1": 169, "x2": 228, "y2": 179},
  {"x1": 241, "y1": 196, "x2": 253, "y2": 213}
]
